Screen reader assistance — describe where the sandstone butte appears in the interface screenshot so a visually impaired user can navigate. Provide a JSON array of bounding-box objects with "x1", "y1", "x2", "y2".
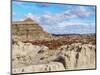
[{"x1": 12, "y1": 18, "x2": 52, "y2": 41}]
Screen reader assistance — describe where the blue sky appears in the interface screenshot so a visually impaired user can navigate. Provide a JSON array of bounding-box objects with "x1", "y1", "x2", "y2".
[{"x1": 12, "y1": 1, "x2": 96, "y2": 34}]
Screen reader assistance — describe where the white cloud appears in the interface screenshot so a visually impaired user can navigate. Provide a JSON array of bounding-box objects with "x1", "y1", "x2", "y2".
[
  {"x1": 25, "y1": 13, "x2": 40, "y2": 22},
  {"x1": 63, "y1": 6, "x2": 93, "y2": 19},
  {"x1": 79, "y1": 6, "x2": 92, "y2": 16},
  {"x1": 39, "y1": 11, "x2": 75, "y2": 26},
  {"x1": 26, "y1": 13, "x2": 34, "y2": 19},
  {"x1": 63, "y1": 10, "x2": 77, "y2": 19},
  {"x1": 58, "y1": 21, "x2": 81, "y2": 28},
  {"x1": 18, "y1": 8, "x2": 95, "y2": 34}
]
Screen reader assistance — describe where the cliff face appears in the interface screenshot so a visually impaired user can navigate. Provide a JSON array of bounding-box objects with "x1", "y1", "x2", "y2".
[
  {"x1": 12, "y1": 18, "x2": 52, "y2": 41},
  {"x1": 12, "y1": 41, "x2": 95, "y2": 74}
]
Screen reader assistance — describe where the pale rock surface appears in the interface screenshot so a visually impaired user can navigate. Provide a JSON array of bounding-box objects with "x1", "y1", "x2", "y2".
[
  {"x1": 12, "y1": 41, "x2": 96, "y2": 74},
  {"x1": 12, "y1": 62, "x2": 65, "y2": 74}
]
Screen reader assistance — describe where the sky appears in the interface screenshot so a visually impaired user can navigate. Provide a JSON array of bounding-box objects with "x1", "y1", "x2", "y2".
[{"x1": 12, "y1": 1, "x2": 96, "y2": 34}]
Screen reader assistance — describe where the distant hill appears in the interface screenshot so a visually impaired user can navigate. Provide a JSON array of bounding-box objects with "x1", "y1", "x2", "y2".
[{"x1": 52, "y1": 33, "x2": 96, "y2": 36}]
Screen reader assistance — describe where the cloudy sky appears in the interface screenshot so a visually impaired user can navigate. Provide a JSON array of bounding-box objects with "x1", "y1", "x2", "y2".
[{"x1": 12, "y1": 1, "x2": 96, "y2": 34}]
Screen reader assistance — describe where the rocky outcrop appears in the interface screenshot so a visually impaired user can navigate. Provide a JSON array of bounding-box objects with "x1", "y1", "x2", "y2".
[
  {"x1": 12, "y1": 62, "x2": 65, "y2": 73},
  {"x1": 58, "y1": 43, "x2": 95, "y2": 69},
  {"x1": 12, "y1": 41, "x2": 96, "y2": 74},
  {"x1": 12, "y1": 18, "x2": 52, "y2": 41}
]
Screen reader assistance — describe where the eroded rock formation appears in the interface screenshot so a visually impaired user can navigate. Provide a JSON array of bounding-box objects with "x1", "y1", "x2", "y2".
[
  {"x1": 12, "y1": 18, "x2": 96, "y2": 74},
  {"x1": 12, "y1": 41, "x2": 96, "y2": 74},
  {"x1": 12, "y1": 18, "x2": 52, "y2": 41}
]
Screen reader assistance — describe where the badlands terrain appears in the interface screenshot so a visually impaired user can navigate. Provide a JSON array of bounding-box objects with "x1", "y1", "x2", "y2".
[{"x1": 12, "y1": 18, "x2": 96, "y2": 74}]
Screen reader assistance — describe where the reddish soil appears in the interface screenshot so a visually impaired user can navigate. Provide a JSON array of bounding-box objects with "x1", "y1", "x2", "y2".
[{"x1": 23, "y1": 34, "x2": 96, "y2": 49}]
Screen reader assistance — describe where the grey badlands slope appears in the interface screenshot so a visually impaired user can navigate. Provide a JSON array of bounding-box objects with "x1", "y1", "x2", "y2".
[{"x1": 12, "y1": 41, "x2": 95, "y2": 73}]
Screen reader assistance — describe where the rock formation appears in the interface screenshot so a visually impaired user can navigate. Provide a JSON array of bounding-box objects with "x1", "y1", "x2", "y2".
[
  {"x1": 12, "y1": 41, "x2": 96, "y2": 74},
  {"x1": 12, "y1": 18, "x2": 96, "y2": 74},
  {"x1": 12, "y1": 18, "x2": 52, "y2": 41}
]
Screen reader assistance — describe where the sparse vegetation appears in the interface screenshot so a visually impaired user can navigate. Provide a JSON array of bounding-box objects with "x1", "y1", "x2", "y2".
[{"x1": 23, "y1": 34, "x2": 96, "y2": 49}]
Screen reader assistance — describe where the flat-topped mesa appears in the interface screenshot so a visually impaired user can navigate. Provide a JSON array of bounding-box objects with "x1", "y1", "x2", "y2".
[{"x1": 12, "y1": 18, "x2": 52, "y2": 41}]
